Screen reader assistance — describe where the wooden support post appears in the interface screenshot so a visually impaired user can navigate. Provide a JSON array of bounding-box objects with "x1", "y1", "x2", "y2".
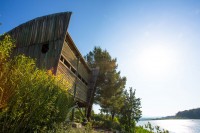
[{"x1": 72, "y1": 56, "x2": 80, "y2": 121}]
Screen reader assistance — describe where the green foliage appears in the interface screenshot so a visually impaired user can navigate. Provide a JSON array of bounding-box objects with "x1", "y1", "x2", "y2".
[
  {"x1": 70, "y1": 108, "x2": 87, "y2": 123},
  {"x1": 119, "y1": 88, "x2": 142, "y2": 132},
  {"x1": 128, "y1": 122, "x2": 170, "y2": 133},
  {"x1": 144, "y1": 122, "x2": 154, "y2": 132},
  {"x1": 142, "y1": 122, "x2": 169, "y2": 133},
  {"x1": 135, "y1": 126, "x2": 153, "y2": 133},
  {"x1": 85, "y1": 47, "x2": 119, "y2": 102},
  {"x1": 86, "y1": 47, "x2": 143, "y2": 132},
  {"x1": 0, "y1": 35, "x2": 73, "y2": 132},
  {"x1": 92, "y1": 113, "x2": 120, "y2": 130},
  {"x1": 85, "y1": 47, "x2": 126, "y2": 120},
  {"x1": 92, "y1": 114, "x2": 169, "y2": 133},
  {"x1": 0, "y1": 35, "x2": 15, "y2": 107},
  {"x1": 0, "y1": 35, "x2": 14, "y2": 64},
  {"x1": 85, "y1": 122, "x2": 93, "y2": 133}
]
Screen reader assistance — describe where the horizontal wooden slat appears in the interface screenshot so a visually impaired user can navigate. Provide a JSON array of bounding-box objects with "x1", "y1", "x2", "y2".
[
  {"x1": 57, "y1": 62, "x2": 89, "y2": 103},
  {"x1": 61, "y1": 41, "x2": 77, "y2": 68}
]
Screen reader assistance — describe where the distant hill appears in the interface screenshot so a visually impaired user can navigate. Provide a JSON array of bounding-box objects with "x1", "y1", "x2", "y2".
[
  {"x1": 140, "y1": 108, "x2": 200, "y2": 121},
  {"x1": 175, "y1": 108, "x2": 200, "y2": 119}
]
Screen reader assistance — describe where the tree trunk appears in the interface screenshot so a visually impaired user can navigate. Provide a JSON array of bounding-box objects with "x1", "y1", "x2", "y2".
[
  {"x1": 86, "y1": 105, "x2": 92, "y2": 121},
  {"x1": 111, "y1": 112, "x2": 115, "y2": 121}
]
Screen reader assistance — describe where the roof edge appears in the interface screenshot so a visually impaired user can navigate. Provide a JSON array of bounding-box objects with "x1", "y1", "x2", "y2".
[{"x1": 7, "y1": 12, "x2": 72, "y2": 34}]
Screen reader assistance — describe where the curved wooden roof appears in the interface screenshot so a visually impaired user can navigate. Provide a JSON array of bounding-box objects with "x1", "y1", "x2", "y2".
[{"x1": 8, "y1": 12, "x2": 72, "y2": 47}]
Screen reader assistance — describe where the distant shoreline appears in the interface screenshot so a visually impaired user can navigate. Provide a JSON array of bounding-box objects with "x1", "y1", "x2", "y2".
[
  {"x1": 140, "y1": 117, "x2": 200, "y2": 121},
  {"x1": 141, "y1": 107, "x2": 200, "y2": 121}
]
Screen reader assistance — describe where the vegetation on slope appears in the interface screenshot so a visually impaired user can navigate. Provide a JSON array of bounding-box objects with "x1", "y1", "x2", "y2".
[
  {"x1": 0, "y1": 35, "x2": 73, "y2": 132},
  {"x1": 175, "y1": 108, "x2": 200, "y2": 119},
  {"x1": 85, "y1": 47, "x2": 142, "y2": 132},
  {"x1": 0, "y1": 35, "x2": 170, "y2": 133}
]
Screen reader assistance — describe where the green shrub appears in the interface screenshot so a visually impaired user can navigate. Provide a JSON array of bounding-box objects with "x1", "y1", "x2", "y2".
[
  {"x1": 141, "y1": 122, "x2": 169, "y2": 133},
  {"x1": 0, "y1": 35, "x2": 73, "y2": 132},
  {"x1": 135, "y1": 126, "x2": 153, "y2": 133},
  {"x1": 85, "y1": 122, "x2": 93, "y2": 133}
]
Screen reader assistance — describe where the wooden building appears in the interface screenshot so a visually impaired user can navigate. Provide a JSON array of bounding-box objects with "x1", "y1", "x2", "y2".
[{"x1": 7, "y1": 12, "x2": 98, "y2": 119}]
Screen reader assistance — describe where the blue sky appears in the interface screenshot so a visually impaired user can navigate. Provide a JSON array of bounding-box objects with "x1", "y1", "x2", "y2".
[{"x1": 1, "y1": 0, "x2": 200, "y2": 117}]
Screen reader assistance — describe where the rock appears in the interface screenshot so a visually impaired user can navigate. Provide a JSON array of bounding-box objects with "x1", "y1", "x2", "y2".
[{"x1": 71, "y1": 122, "x2": 82, "y2": 128}]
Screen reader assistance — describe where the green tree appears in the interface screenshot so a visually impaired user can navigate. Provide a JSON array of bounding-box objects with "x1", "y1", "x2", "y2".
[
  {"x1": 120, "y1": 87, "x2": 142, "y2": 132},
  {"x1": 85, "y1": 47, "x2": 118, "y2": 102},
  {"x1": 105, "y1": 71, "x2": 126, "y2": 121},
  {"x1": 85, "y1": 47, "x2": 126, "y2": 120}
]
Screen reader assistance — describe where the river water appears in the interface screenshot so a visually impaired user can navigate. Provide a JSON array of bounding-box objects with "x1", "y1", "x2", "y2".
[{"x1": 137, "y1": 119, "x2": 200, "y2": 133}]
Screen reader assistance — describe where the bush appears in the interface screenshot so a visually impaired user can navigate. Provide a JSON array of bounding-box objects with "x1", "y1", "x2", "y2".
[
  {"x1": 141, "y1": 122, "x2": 169, "y2": 133},
  {"x1": 135, "y1": 126, "x2": 153, "y2": 133},
  {"x1": 0, "y1": 35, "x2": 73, "y2": 132}
]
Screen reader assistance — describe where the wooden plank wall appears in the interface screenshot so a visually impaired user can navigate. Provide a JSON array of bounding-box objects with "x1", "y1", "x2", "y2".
[
  {"x1": 61, "y1": 41, "x2": 90, "y2": 83},
  {"x1": 7, "y1": 12, "x2": 71, "y2": 71},
  {"x1": 62, "y1": 41, "x2": 90, "y2": 82},
  {"x1": 57, "y1": 60, "x2": 88, "y2": 103},
  {"x1": 59, "y1": 41, "x2": 91, "y2": 104},
  {"x1": 61, "y1": 41, "x2": 77, "y2": 69},
  {"x1": 79, "y1": 63, "x2": 90, "y2": 83},
  {"x1": 12, "y1": 40, "x2": 63, "y2": 71},
  {"x1": 57, "y1": 61, "x2": 76, "y2": 89}
]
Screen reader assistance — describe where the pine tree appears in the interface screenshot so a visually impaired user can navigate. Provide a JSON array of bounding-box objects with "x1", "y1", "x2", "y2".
[{"x1": 85, "y1": 46, "x2": 126, "y2": 119}]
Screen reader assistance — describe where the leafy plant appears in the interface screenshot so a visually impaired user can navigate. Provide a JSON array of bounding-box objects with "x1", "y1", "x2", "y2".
[
  {"x1": 142, "y1": 122, "x2": 169, "y2": 133},
  {"x1": 0, "y1": 35, "x2": 73, "y2": 132},
  {"x1": 119, "y1": 88, "x2": 142, "y2": 132}
]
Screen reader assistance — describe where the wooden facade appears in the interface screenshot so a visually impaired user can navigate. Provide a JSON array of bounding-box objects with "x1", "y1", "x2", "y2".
[{"x1": 6, "y1": 12, "x2": 98, "y2": 113}]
